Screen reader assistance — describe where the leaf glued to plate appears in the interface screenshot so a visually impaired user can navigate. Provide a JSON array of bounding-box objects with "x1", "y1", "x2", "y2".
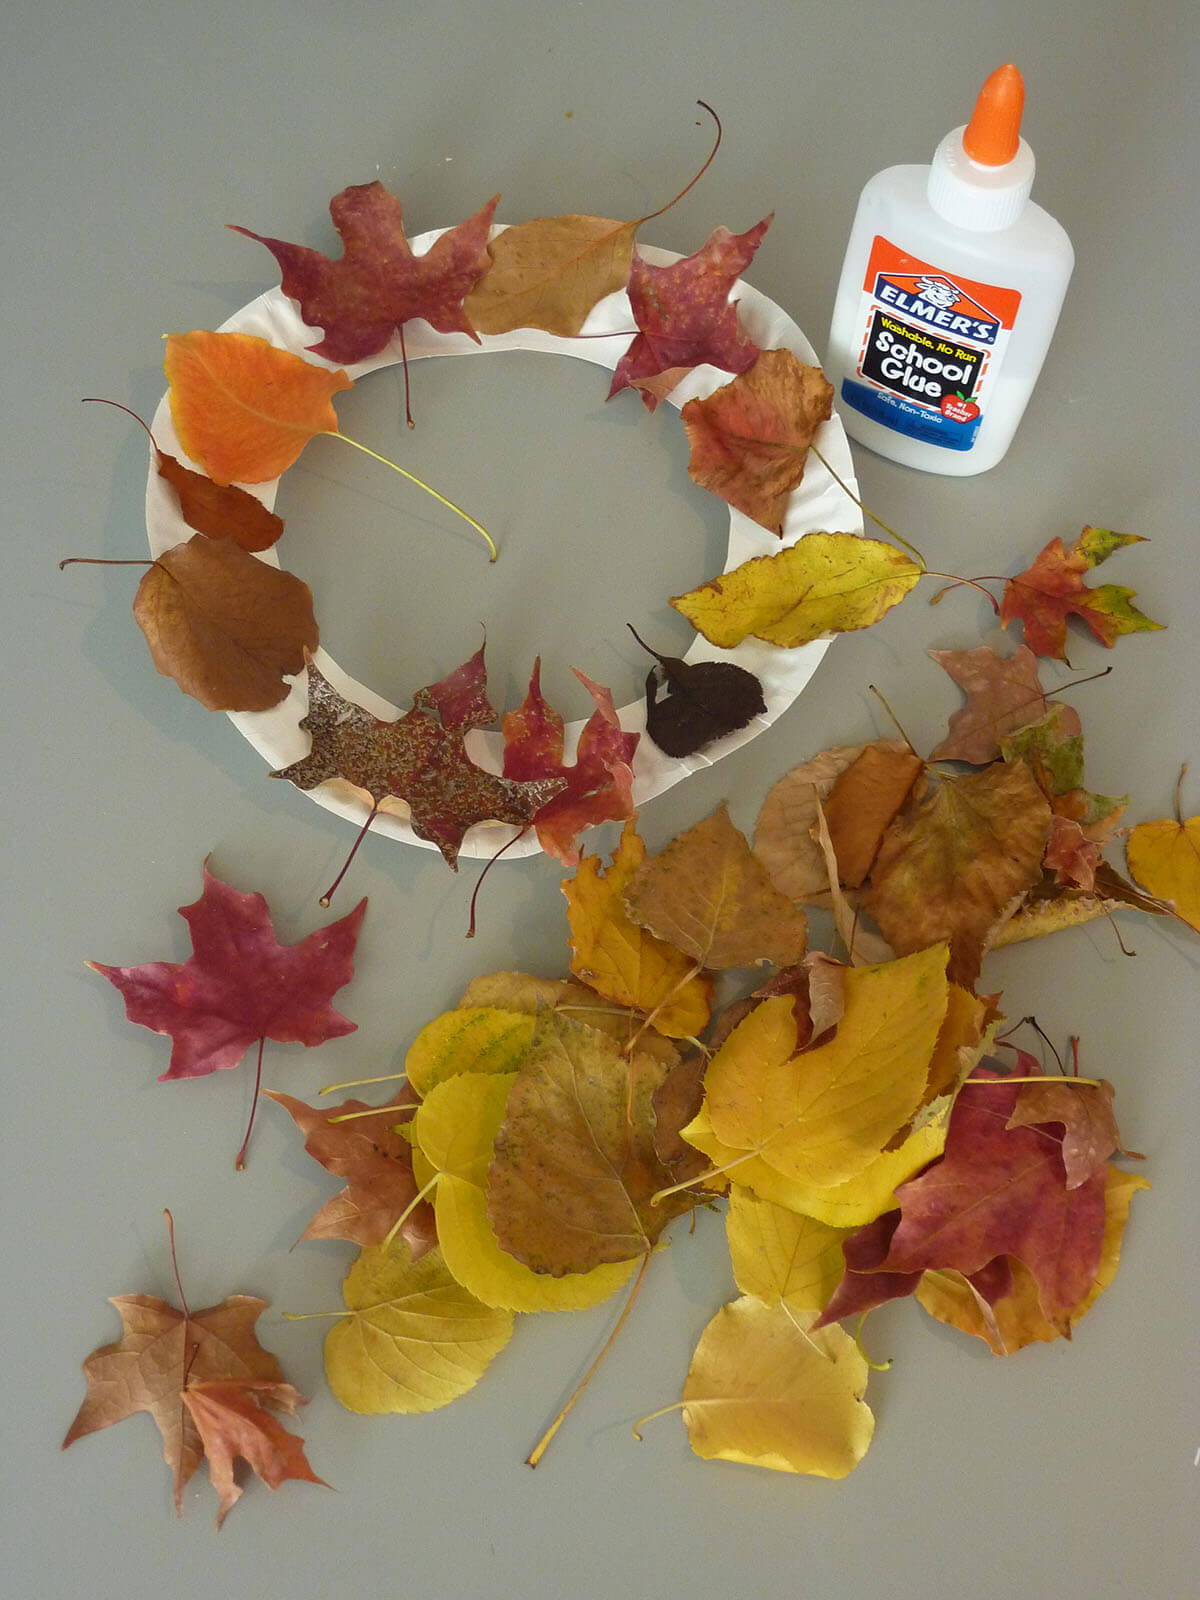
[
  {"x1": 628, "y1": 626, "x2": 765, "y2": 758},
  {"x1": 681, "y1": 348, "x2": 833, "y2": 534},
  {"x1": 465, "y1": 213, "x2": 640, "y2": 337}
]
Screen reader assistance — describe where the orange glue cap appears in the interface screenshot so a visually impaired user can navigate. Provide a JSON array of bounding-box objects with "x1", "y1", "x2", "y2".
[{"x1": 963, "y1": 63, "x2": 1025, "y2": 166}]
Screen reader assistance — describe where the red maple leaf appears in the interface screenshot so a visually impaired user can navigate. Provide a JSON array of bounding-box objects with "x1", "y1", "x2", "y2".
[
  {"x1": 999, "y1": 526, "x2": 1163, "y2": 660},
  {"x1": 89, "y1": 864, "x2": 365, "y2": 1166},
  {"x1": 231, "y1": 182, "x2": 500, "y2": 364},
  {"x1": 823, "y1": 1072, "x2": 1107, "y2": 1326},
  {"x1": 607, "y1": 216, "x2": 772, "y2": 411},
  {"x1": 501, "y1": 659, "x2": 639, "y2": 865}
]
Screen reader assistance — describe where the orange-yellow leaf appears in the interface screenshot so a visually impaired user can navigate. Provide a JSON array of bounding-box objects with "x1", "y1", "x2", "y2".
[
  {"x1": 1126, "y1": 810, "x2": 1200, "y2": 933},
  {"x1": 165, "y1": 330, "x2": 352, "y2": 485}
]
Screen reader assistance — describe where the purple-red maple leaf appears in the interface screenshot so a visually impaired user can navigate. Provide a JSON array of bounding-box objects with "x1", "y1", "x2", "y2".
[
  {"x1": 820, "y1": 1071, "x2": 1107, "y2": 1327},
  {"x1": 608, "y1": 216, "x2": 772, "y2": 411},
  {"x1": 89, "y1": 864, "x2": 365, "y2": 1165},
  {"x1": 501, "y1": 659, "x2": 638, "y2": 865},
  {"x1": 231, "y1": 182, "x2": 500, "y2": 364}
]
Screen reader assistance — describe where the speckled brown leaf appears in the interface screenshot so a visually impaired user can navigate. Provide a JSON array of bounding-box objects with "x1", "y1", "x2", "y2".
[
  {"x1": 486, "y1": 1011, "x2": 694, "y2": 1275},
  {"x1": 133, "y1": 535, "x2": 317, "y2": 711},
  {"x1": 623, "y1": 802, "x2": 807, "y2": 970},
  {"x1": 272, "y1": 654, "x2": 565, "y2": 868}
]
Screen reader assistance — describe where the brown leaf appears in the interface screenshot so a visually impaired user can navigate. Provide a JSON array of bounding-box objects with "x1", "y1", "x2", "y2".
[
  {"x1": 623, "y1": 802, "x2": 807, "y2": 969},
  {"x1": 133, "y1": 535, "x2": 318, "y2": 711},
  {"x1": 155, "y1": 452, "x2": 284, "y2": 553},
  {"x1": 865, "y1": 762, "x2": 1052, "y2": 986},
  {"x1": 180, "y1": 1380, "x2": 327, "y2": 1528},
  {"x1": 928, "y1": 645, "x2": 1080, "y2": 765},
  {"x1": 753, "y1": 741, "x2": 911, "y2": 903},
  {"x1": 1005, "y1": 1078, "x2": 1123, "y2": 1189},
  {"x1": 681, "y1": 349, "x2": 833, "y2": 534},
  {"x1": 822, "y1": 744, "x2": 924, "y2": 888},
  {"x1": 457, "y1": 970, "x2": 680, "y2": 1068},
  {"x1": 486, "y1": 1012, "x2": 693, "y2": 1275},
  {"x1": 265, "y1": 1089, "x2": 437, "y2": 1254},
  {"x1": 650, "y1": 1051, "x2": 714, "y2": 1188}
]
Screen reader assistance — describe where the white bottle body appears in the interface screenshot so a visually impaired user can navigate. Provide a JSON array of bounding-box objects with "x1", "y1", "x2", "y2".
[{"x1": 826, "y1": 165, "x2": 1074, "y2": 475}]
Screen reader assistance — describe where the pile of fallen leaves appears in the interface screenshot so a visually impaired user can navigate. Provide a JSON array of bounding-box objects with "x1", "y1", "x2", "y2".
[{"x1": 60, "y1": 115, "x2": 1198, "y2": 1523}]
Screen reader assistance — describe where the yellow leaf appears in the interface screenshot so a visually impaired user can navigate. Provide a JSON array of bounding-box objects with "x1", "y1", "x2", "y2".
[
  {"x1": 323, "y1": 1241, "x2": 513, "y2": 1414},
  {"x1": 405, "y1": 1007, "x2": 536, "y2": 1097},
  {"x1": 457, "y1": 971, "x2": 680, "y2": 1067},
  {"x1": 165, "y1": 330, "x2": 352, "y2": 485},
  {"x1": 671, "y1": 532, "x2": 920, "y2": 650},
  {"x1": 987, "y1": 892, "x2": 1119, "y2": 947},
  {"x1": 680, "y1": 1296, "x2": 874, "y2": 1477},
  {"x1": 1126, "y1": 811, "x2": 1200, "y2": 932},
  {"x1": 411, "y1": 1072, "x2": 635, "y2": 1312},
  {"x1": 726, "y1": 1190, "x2": 850, "y2": 1311},
  {"x1": 915, "y1": 1167, "x2": 1150, "y2": 1354},
  {"x1": 683, "y1": 1101, "x2": 948, "y2": 1228},
  {"x1": 464, "y1": 214, "x2": 639, "y2": 337},
  {"x1": 704, "y1": 945, "x2": 949, "y2": 1188},
  {"x1": 623, "y1": 802, "x2": 807, "y2": 970},
  {"x1": 563, "y1": 820, "x2": 712, "y2": 1039}
]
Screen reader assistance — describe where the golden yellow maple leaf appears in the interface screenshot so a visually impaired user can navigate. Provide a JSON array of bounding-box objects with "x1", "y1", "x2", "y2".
[
  {"x1": 677, "y1": 1296, "x2": 874, "y2": 1476},
  {"x1": 704, "y1": 944, "x2": 949, "y2": 1188},
  {"x1": 670, "y1": 532, "x2": 921, "y2": 650},
  {"x1": 411, "y1": 1072, "x2": 635, "y2": 1313},
  {"x1": 563, "y1": 819, "x2": 712, "y2": 1038},
  {"x1": 323, "y1": 1241, "x2": 513, "y2": 1414}
]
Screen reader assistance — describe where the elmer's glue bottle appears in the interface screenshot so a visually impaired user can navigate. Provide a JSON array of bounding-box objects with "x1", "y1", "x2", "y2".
[{"x1": 825, "y1": 64, "x2": 1074, "y2": 474}]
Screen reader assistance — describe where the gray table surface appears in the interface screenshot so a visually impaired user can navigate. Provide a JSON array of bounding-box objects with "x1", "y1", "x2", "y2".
[{"x1": 5, "y1": 2, "x2": 1197, "y2": 1596}]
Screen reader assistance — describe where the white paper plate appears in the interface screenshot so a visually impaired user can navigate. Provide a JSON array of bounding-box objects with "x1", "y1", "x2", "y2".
[{"x1": 147, "y1": 227, "x2": 861, "y2": 860}]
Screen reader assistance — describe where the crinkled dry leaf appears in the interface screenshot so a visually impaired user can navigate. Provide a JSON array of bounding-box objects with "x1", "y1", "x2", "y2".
[
  {"x1": 678, "y1": 1296, "x2": 873, "y2": 1477},
  {"x1": 672, "y1": 533, "x2": 921, "y2": 649},
  {"x1": 680, "y1": 349, "x2": 833, "y2": 534},
  {"x1": 1005, "y1": 1077, "x2": 1122, "y2": 1190},
  {"x1": 324, "y1": 1240, "x2": 513, "y2": 1415},
  {"x1": 623, "y1": 802, "x2": 807, "y2": 970}
]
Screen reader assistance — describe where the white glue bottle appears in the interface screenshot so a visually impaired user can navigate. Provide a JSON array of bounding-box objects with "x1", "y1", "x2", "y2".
[{"x1": 825, "y1": 63, "x2": 1074, "y2": 475}]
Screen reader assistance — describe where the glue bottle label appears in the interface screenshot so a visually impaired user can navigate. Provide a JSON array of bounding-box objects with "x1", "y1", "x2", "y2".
[{"x1": 839, "y1": 236, "x2": 1022, "y2": 451}]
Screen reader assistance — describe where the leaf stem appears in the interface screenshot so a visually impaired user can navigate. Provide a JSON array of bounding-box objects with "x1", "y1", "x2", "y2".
[
  {"x1": 964, "y1": 1074, "x2": 1107, "y2": 1090},
  {"x1": 621, "y1": 959, "x2": 705, "y2": 1060},
  {"x1": 810, "y1": 445, "x2": 926, "y2": 570},
  {"x1": 650, "y1": 1147, "x2": 758, "y2": 1205},
  {"x1": 234, "y1": 1037, "x2": 266, "y2": 1171},
  {"x1": 854, "y1": 1312, "x2": 893, "y2": 1372},
  {"x1": 59, "y1": 557, "x2": 154, "y2": 570},
  {"x1": 163, "y1": 1208, "x2": 190, "y2": 1320},
  {"x1": 638, "y1": 101, "x2": 723, "y2": 225},
  {"x1": 320, "y1": 798, "x2": 381, "y2": 907},
  {"x1": 380, "y1": 1173, "x2": 440, "y2": 1252},
  {"x1": 631, "y1": 1400, "x2": 686, "y2": 1441},
  {"x1": 324, "y1": 432, "x2": 497, "y2": 561},
  {"x1": 526, "y1": 1248, "x2": 652, "y2": 1468},
  {"x1": 319, "y1": 1070, "x2": 407, "y2": 1097}
]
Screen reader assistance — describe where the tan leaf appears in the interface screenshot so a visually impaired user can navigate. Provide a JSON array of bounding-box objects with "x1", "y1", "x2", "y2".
[
  {"x1": 928, "y1": 645, "x2": 1080, "y2": 765},
  {"x1": 623, "y1": 802, "x2": 807, "y2": 969},
  {"x1": 464, "y1": 214, "x2": 638, "y2": 336},
  {"x1": 180, "y1": 1380, "x2": 326, "y2": 1528},
  {"x1": 822, "y1": 744, "x2": 924, "y2": 887}
]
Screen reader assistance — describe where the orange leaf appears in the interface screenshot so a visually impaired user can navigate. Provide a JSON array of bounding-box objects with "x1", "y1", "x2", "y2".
[{"x1": 165, "y1": 330, "x2": 352, "y2": 485}]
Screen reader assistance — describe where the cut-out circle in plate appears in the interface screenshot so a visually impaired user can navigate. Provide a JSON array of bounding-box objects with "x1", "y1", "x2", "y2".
[{"x1": 146, "y1": 227, "x2": 861, "y2": 861}]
